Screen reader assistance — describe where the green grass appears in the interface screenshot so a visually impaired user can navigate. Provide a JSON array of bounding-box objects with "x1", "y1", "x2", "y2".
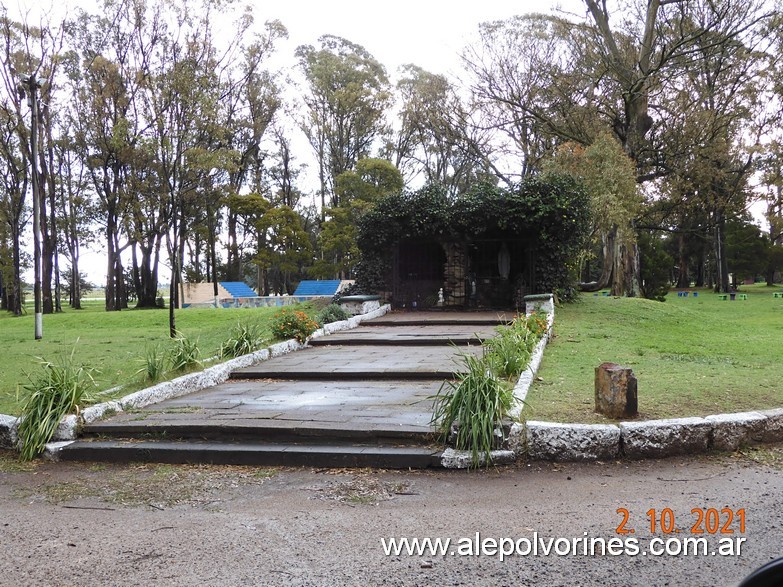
[
  {"x1": 526, "y1": 284, "x2": 783, "y2": 423},
  {"x1": 0, "y1": 302, "x2": 321, "y2": 416}
]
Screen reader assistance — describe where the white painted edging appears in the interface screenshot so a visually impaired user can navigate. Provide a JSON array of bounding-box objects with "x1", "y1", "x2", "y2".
[
  {"x1": 443, "y1": 295, "x2": 555, "y2": 468},
  {"x1": 0, "y1": 304, "x2": 391, "y2": 452},
  {"x1": 441, "y1": 295, "x2": 783, "y2": 467}
]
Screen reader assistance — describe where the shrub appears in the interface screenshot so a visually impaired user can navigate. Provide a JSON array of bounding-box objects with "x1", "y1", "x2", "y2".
[
  {"x1": 17, "y1": 350, "x2": 98, "y2": 461},
  {"x1": 169, "y1": 332, "x2": 202, "y2": 371},
  {"x1": 317, "y1": 303, "x2": 350, "y2": 325},
  {"x1": 431, "y1": 352, "x2": 514, "y2": 468},
  {"x1": 221, "y1": 321, "x2": 265, "y2": 358},
  {"x1": 271, "y1": 308, "x2": 321, "y2": 343}
]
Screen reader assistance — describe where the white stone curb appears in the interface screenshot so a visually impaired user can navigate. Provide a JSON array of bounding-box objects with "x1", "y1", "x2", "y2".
[
  {"x1": 706, "y1": 412, "x2": 767, "y2": 452},
  {"x1": 620, "y1": 417, "x2": 712, "y2": 459},
  {"x1": 759, "y1": 408, "x2": 783, "y2": 443},
  {"x1": 439, "y1": 294, "x2": 783, "y2": 467},
  {"x1": 1, "y1": 304, "x2": 391, "y2": 452},
  {"x1": 0, "y1": 414, "x2": 18, "y2": 449},
  {"x1": 523, "y1": 421, "x2": 621, "y2": 461},
  {"x1": 441, "y1": 447, "x2": 515, "y2": 469}
]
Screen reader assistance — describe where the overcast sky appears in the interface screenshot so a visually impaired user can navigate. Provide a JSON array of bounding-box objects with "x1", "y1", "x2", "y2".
[
  {"x1": 11, "y1": 0, "x2": 587, "y2": 77},
  {"x1": 258, "y1": 0, "x2": 586, "y2": 77}
]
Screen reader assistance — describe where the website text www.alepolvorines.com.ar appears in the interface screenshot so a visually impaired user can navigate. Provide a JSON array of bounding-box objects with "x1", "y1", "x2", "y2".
[{"x1": 381, "y1": 532, "x2": 747, "y2": 562}]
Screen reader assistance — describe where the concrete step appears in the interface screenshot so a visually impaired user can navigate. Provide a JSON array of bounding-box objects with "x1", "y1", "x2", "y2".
[
  {"x1": 309, "y1": 336, "x2": 484, "y2": 347},
  {"x1": 366, "y1": 318, "x2": 506, "y2": 327},
  {"x1": 81, "y1": 421, "x2": 436, "y2": 446},
  {"x1": 58, "y1": 439, "x2": 443, "y2": 469},
  {"x1": 228, "y1": 369, "x2": 460, "y2": 381}
]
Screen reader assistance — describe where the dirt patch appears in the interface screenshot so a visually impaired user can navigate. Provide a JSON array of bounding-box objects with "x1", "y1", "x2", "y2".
[
  {"x1": 306, "y1": 473, "x2": 413, "y2": 505},
  {"x1": 2, "y1": 451, "x2": 276, "y2": 509}
]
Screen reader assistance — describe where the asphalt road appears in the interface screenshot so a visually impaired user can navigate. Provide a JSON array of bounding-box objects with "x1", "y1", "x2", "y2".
[{"x1": 1, "y1": 446, "x2": 781, "y2": 587}]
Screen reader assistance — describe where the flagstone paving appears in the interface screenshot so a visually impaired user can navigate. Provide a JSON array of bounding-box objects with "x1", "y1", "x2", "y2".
[{"x1": 62, "y1": 310, "x2": 509, "y2": 468}]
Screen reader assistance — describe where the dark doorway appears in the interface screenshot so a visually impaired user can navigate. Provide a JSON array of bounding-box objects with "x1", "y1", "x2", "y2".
[
  {"x1": 467, "y1": 239, "x2": 533, "y2": 308},
  {"x1": 393, "y1": 240, "x2": 446, "y2": 309}
]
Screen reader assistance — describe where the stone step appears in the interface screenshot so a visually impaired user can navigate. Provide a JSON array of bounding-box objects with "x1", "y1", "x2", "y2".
[
  {"x1": 81, "y1": 421, "x2": 436, "y2": 446},
  {"x1": 309, "y1": 336, "x2": 484, "y2": 347},
  {"x1": 57, "y1": 439, "x2": 443, "y2": 469},
  {"x1": 366, "y1": 318, "x2": 507, "y2": 327},
  {"x1": 228, "y1": 369, "x2": 460, "y2": 381}
]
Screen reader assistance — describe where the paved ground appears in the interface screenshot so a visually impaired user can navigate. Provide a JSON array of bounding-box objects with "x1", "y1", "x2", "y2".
[
  {"x1": 87, "y1": 311, "x2": 504, "y2": 437},
  {"x1": 2, "y1": 446, "x2": 782, "y2": 586}
]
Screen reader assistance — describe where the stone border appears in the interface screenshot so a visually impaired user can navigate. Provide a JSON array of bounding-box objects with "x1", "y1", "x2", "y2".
[
  {"x1": 441, "y1": 295, "x2": 783, "y2": 467},
  {"x1": 0, "y1": 304, "x2": 391, "y2": 451}
]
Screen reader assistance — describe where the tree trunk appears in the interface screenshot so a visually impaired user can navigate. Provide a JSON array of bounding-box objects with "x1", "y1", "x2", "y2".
[
  {"x1": 676, "y1": 233, "x2": 689, "y2": 288},
  {"x1": 71, "y1": 256, "x2": 82, "y2": 310},
  {"x1": 227, "y1": 210, "x2": 240, "y2": 281},
  {"x1": 10, "y1": 224, "x2": 23, "y2": 316},
  {"x1": 714, "y1": 210, "x2": 730, "y2": 293},
  {"x1": 579, "y1": 226, "x2": 616, "y2": 292},
  {"x1": 134, "y1": 240, "x2": 162, "y2": 308},
  {"x1": 106, "y1": 221, "x2": 117, "y2": 311},
  {"x1": 53, "y1": 245, "x2": 62, "y2": 313},
  {"x1": 622, "y1": 240, "x2": 644, "y2": 298}
]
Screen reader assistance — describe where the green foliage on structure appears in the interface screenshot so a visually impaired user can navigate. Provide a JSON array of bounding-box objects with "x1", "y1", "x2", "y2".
[{"x1": 354, "y1": 174, "x2": 591, "y2": 296}]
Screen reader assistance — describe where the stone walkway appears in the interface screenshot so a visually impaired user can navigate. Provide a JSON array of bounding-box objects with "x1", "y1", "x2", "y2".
[{"x1": 61, "y1": 310, "x2": 511, "y2": 468}]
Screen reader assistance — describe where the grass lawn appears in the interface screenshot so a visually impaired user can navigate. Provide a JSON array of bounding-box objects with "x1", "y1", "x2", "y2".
[
  {"x1": 525, "y1": 284, "x2": 783, "y2": 423},
  {"x1": 0, "y1": 301, "x2": 324, "y2": 416}
]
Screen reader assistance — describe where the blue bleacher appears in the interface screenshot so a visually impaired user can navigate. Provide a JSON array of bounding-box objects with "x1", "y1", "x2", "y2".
[
  {"x1": 292, "y1": 280, "x2": 342, "y2": 296},
  {"x1": 220, "y1": 281, "x2": 258, "y2": 298}
]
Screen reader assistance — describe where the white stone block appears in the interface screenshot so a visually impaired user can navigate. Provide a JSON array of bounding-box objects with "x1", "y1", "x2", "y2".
[
  {"x1": 52, "y1": 414, "x2": 79, "y2": 441},
  {"x1": 706, "y1": 412, "x2": 767, "y2": 451},
  {"x1": 43, "y1": 440, "x2": 74, "y2": 461},
  {"x1": 758, "y1": 408, "x2": 783, "y2": 443},
  {"x1": 621, "y1": 417, "x2": 711, "y2": 458},
  {"x1": 440, "y1": 447, "x2": 515, "y2": 469},
  {"x1": 0, "y1": 414, "x2": 18, "y2": 448},
  {"x1": 81, "y1": 401, "x2": 123, "y2": 425},
  {"x1": 525, "y1": 421, "x2": 621, "y2": 461}
]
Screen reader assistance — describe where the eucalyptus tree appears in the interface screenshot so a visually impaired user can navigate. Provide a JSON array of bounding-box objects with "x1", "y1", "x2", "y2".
[
  {"x1": 0, "y1": 107, "x2": 26, "y2": 315},
  {"x1": 0, "y1": 9, "x2": 64, "y2": 314},
  {"x1": 220, "y1": 20, "x2": 287, "y2": 282},
  {"x1": 544, "y1": 132, "x2": 643, "y2": 296},
  {"x1": 464, "y1": 0, "x2": 776, "y2": 296},
  {"x1": 312, "y1": 157, "x2": 403, "y2": 280},
  {"x1": 385, "y1": 64, "x2": 495, "y2": 196},
  {"x1": 69, "y1": 0, "x2": 165, "y2": 311},
  {"x1": 296, "y1": 35, "x2": 391, "y2": 216},
  {"x1": 650, "y1": 0, "x2": 778, "y2": 292},
  {"x1": 52, "y1": 130, "x2": 95, "y2": 309}
]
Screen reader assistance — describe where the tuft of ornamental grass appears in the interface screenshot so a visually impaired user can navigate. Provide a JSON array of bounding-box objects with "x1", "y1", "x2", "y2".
[
  {"x1": 136, "y1": 344, "x2": 168, "y2": 383},
  {"x1": 431, "y1": 351, "x2": 515, "y2": 468},
  {"x1": 169, "y1": 332, "x2": 202, "y2": 372},
  {"x1": 220, "y1": 321, "x2": 265, "y2": 358},
  {"x1": 17, "y1": 348, "x2": 98, "y2": 461},
  {"x1": 483, "y1": 312, "x2": 548, "y2": 380}
]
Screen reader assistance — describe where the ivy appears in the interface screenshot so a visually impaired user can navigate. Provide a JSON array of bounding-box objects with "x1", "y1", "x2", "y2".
[{"x1": 354, "y1": 174, "x2": 591, "y2": 295}]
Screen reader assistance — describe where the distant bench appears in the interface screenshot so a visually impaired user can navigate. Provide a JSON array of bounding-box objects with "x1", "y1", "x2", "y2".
[{"x1": 718, "y1": 293, "x2": 747, "y2": 301}]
